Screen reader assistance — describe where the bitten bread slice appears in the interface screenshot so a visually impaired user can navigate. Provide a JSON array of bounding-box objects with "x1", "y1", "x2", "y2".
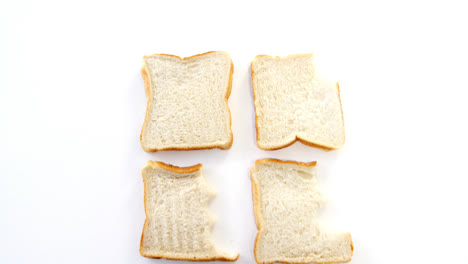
[
  {"x1": 251, "y1": 159, "x2": 353, "y2": 264},
  {"x1": 251, "y1": 54, "x2": 345, "y2": 150},
  {"x1": 141, "y1": 51, "x2": 233, "y2": 152},
  {"x1": 140, "y1": 161, "x2": 238, "y2": 261}
]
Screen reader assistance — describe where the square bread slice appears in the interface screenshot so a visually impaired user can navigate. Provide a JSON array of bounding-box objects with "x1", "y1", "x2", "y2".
[
  {"x1": 251, "y1": 54, "x2": 345, "y2": 150},
  {"x1": 251, "y1": 159, "x2": 353, "y2": 264},
  {"x1": 140, "y1": 161, "x2": 238, "y2": 261},
  {"x1": 140, "y1": 51, "x2": 233, "y2": 152}
]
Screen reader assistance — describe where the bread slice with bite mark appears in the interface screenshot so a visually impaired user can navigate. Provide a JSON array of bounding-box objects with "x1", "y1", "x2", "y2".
[
  {"x1": 251, "y1": 53, "x2": 345, "y2": 151},
  {"x1": 140, "y1": 161, "x2": 239, "y2": 261},
  {"x1": 251, "y1": 158, "x2": 353, "y2": 264}
]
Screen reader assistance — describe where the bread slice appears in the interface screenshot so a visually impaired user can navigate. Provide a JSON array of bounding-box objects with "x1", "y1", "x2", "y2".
[
  {"x1": 251, "y1": 54, "x2": 345, "y2": 150},
  {"x1": 251, "y1": 159, "x2": 353, "y2": 264},
  {"x1": 140, "y1": 51, "x2": 233, "y2": 152},
  {"x1": 140, "y1": 161, "x2": 239, "y2": 261}
]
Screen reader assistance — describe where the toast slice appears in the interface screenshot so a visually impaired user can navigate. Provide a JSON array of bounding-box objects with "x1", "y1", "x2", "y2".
[
  {"x1": 251, "y1": 159, "x2": 353, "y2": 264},
  {"x1": 140, "y1": 161, "x2": 238, "y2": 261},
  {"x1": 140, "y1": 51, "x2": 233, "y2": 152},
  {"x1": 251, "y1": 54, "x2": 345, "y2": 150}
]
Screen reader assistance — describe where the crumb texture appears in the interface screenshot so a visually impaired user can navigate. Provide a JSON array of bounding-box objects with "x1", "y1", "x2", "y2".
[
  {"x1": 140, "y1": 162, "x2": 238, "y2": 261},
  {"x1": 252, "y1": 54, "x2": 345, "y2": 150},
  {"x1": 252, "y1": 159, "x2": 352, "y2": 264},
  {"x1": 141, "y1": 51, "x2": 232, "y2": 151}
]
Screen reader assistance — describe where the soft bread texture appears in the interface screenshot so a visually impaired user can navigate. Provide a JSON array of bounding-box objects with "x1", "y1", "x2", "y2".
[
  {"x1": 251, "y1": 159, "x2": 353, "y2": 264},
  {"x1": 140, "y1": 161, "x2": 238, "y2": 261},
  {"x1": 251, "y1": 54, "x2": 345, "y2": 151},
  {"x1": 141, "y1": 51, "x2": 233, "y2": 152}
]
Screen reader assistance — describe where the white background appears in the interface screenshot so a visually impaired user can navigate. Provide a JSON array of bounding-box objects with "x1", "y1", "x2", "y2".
[{"x1": 1, "y1": 0, "x2": 468, "y2": 263}]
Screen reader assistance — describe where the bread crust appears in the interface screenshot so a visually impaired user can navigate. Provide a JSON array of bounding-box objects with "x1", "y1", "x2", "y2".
[
  {"x1": 140, "y1": 161, "x2": 239, "y2": 261},
  {"x1": 145, "y1": 160, "x2": 203, "y2": 173},
  {"x1": 140, "y1": 51, "x2": 234, "y2": 152},
  {"x1": 139, "y1": 254, "x2": 238, "y2": 262},
  {"x1": 251, "y1": 54, "x2": 345, "y2": 151},
  {"x1": 250, "y1": 158, "x2": 352, "y2": 264},
  {"x1": 254, "y1": 158, "x2": 317, "y2": 167},
  {"x1": 250, "y1": 163, "x2": 262, "y2": 264}
]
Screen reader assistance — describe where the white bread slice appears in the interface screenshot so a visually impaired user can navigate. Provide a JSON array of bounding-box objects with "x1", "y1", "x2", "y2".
[
  {"x1": 251, "y1": 159, "x2": 353, "y2": 264},
  {"x1": 140, "y1": 161, "x2": 239, "y2": 261},
  {"x1": 251, "y1": 54, "x2": 345, "y2": 151},
  {"x1": 140, "y1": 51, "x2": 233, "y2": 152}
]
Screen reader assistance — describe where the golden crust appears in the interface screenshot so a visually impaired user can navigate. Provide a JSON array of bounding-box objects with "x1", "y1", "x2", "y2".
[
  {"x1": 336, "y1": 82, "x2": 346, "y2": 146},
  {"x1": 224, "y1": 59, "x2": 234, "y2": 149},
  {"x1": 250, "y1": 59, "x2": 261, "y2": 148},
  {"x1": 251, "y1": 165, "x2": 262, "y2": 264},
  {"x1": 139, "y1": 253, "x2": 238, "y2": 262},
  {"x1": 143, "y1": 51, "x2": 227, "y2": 61},
  {"x1": 254, "y1": 158, "x2": 317, "y2": 167},
  {"x1": 140, "y1": 161, "x2": 239, "y2": 262},
  {"x1": 250, "y1": 166, "x2": 261, "y2": 230},
  {"x1": 140, "y1": 51, "x2": 234, "y2": 152},
  {"x1": 140, "y1": 65, "x2": 151, "y2": 151},
  {"x1": 251, "y1": 53, "x2": 344, "y2": 151},
  {"x1": 296, "y1": 138, "x2": 335, "y2": 152},
  {"x1": 251, "y1": 158, "x2": 352, "y2": 264},
  {"x1": 145, "y1": 160, "x2": 203, "y2": 174},
  {"x1": 140, "y1": 173, "x2": 148, "y2": 259}
]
